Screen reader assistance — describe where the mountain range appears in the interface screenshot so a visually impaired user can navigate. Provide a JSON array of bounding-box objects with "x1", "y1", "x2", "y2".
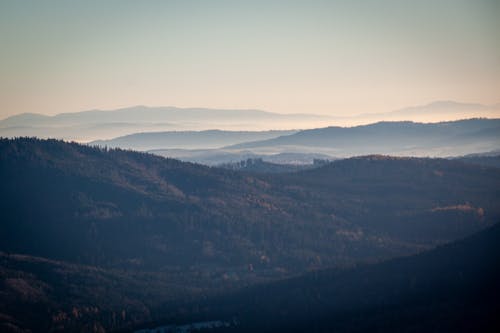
[
  {"x1": 349, "y1": 100, "x2": 500, "y2": 123},
  {"x1": 227, "y1": 118, "x2": 500, "y2": 158},
  {"x1": 83, "y1": 118, "x2": 500, "y2": 166},
  {"x1": 0, "y1": 106, "x2": 328, "y2": 141},
  {"x1": 90, "y1": 130, "x2": 297, "y2": 150},
  {"x1": 1, "y1": 101, "x2": 499, "y2": 142}
]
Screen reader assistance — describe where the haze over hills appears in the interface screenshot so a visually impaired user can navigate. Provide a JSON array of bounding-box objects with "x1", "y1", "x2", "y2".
[
  {"x1": 90, "y1": 130, "x2": 297, "y2": 150},
  {"x1": 1, "y1": 103, "x2": 500, "y2": 331},
  {"x1": 2, "y1": 0, "x2": 499, "y2": 331},
  {"x1": 140, "y1": 119, "x2": 500, "y2": 165},
  {"x1": 227, "y1": 118, "x2": 500, "y2": 158},
  {"x1": 149, "y1": 149, "x2": 334, "y2": 166},
  {"x1": 0, "y1": 106, "x2": 329, "y2": 141},
  {"x1": 1, "y1": 101, "x2": 499, "y2": 142},
  {"x1": 349, "y1": 100, "x2": 500, "y2": 123},
  {"x1": 78, "y1": 118, "x2": 500, "y2": 166}
]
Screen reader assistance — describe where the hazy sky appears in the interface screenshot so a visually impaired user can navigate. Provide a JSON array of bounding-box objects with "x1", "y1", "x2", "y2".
[{"x1": 0, "y1": 0, "x2": 499, "y2": 119}]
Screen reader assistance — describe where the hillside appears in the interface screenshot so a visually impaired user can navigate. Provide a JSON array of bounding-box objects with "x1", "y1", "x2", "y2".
[
  {"x1": 149, "y1": 149, "x2": 333, "y2": 166},
  {"x1": 454, "y1": 154, "x2": 500, "y2": 169},
  {"x1": 0, "y1": 253, "x2": 187, "y2": 332},
  {"x1": 2, "y1": 138, "x2": 499, "y2": 270},
  {"x1": 157, "y1": 222, "x2": 500, "y2": 332},
  {"x1": 1, "y1": 138, "x2": 500, "y2": 331},
  {"x1": 218, "y1": 158, "x2": 319, "y2": 173}
]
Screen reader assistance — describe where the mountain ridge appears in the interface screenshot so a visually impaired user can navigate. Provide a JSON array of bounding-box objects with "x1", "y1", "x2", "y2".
[
  {"x1": 0, "y1": 107, "x2": 329, "y2": 142},
  {"x1": 0, "y1": 106, "x2": 330, "y2": 129},
  {"x1": 90, "y1": 129, "x2": 298, "y2": 150},
  {"x1": 225, "y1": 118, "x2": 500, "y2": 157},
  {"x1": 2, "y1": 101, "x2": 499, "y2": 142}
]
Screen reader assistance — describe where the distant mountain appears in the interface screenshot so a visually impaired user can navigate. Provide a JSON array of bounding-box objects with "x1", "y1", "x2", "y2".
[
  {"x1": 90, "y1": 129, "x2": 297, "y2": 150},
  {"x1": 345, "y1": 100, "x2": 500, "y2": 125},
  {"x1": 227, "y1": 118, "x2": 500, "y2": 157},
  {"x1": 0, "y1": 121, "x2": 180, "y2": 143},
  {"x1": 1, "y1": 138, "x2": 500, "y2": 331},
  {"x1": 0, "y1": 106, "x2": 327, "y2": 127},
  {"x1": 0, "y1": 106, "x2": 331, "y2": 141},
  {"x1": 1, "y1": 101, "x2": 499, "y2": 142},
  {"x1": 386, "y1": 100, "x2": 499, "y2": 119}
]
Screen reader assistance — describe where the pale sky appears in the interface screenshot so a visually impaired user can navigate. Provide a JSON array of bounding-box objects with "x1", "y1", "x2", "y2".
[{"x1": 0, "y1": 0, "x2": 499, "y2": 119}]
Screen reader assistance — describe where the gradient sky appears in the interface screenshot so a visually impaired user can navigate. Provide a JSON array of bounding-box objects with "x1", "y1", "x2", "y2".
[{"x1": 0, "y1": 0, "x2": 499, "y2": 119}]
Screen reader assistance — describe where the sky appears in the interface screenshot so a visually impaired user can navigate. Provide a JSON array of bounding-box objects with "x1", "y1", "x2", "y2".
[{"x1": 0, "y1": 0, "x2": 499, "y2": 119}]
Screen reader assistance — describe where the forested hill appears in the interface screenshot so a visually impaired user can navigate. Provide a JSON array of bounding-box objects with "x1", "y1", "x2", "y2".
[
  {"x1": 1, "y1": 138, "x2": 499, "y2": 271},
  {"x1": 1, "y1": 137, "x2": 500, "y2": 331},
  {"x1": 168, "y1": 222, "x2": 500, "y2": 333}
]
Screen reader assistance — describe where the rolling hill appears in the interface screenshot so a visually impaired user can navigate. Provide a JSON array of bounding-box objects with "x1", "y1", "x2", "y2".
[
  {"x1": 1, "y1": 138, "x2": 500, "y2": 331},
  {"x1": 2, "y1": 138, "x2": 499, "y2": 272},
  {"x1": 154, "y1": 222, "x2": 500, "y2": 332}
]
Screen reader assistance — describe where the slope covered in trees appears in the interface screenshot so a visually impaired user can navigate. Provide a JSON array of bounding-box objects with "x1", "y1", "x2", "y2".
[
  {"x1": 159, "y1": 222, "x2": 500, "y2": 332},
  {"x1": 1, "y1": 138, "x2": 499, "y2": 331},
  {"x1": 2, "y1": 138, "x2": 499, "y2": 271}
]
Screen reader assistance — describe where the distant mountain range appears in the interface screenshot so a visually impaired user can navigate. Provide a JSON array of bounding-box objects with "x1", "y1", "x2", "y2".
[
  {"x1": 0, "y1": 106, "x2": 329, "y2": 141},
  {"x1": 349, "y1": 100, "x2": 500, "y2": 123},
  {"x1": 1, "y1": 101, "x2": 499, "y2": 142},
  {"x1": 84, "y1": 118, "x2": 500, "y2": 165},
  {"x1": 226, "y1": 118, "x2": 500, "y2": 158},
  {"x1": 90, "y1": 130, "x2": 297, "y2": 150}
]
